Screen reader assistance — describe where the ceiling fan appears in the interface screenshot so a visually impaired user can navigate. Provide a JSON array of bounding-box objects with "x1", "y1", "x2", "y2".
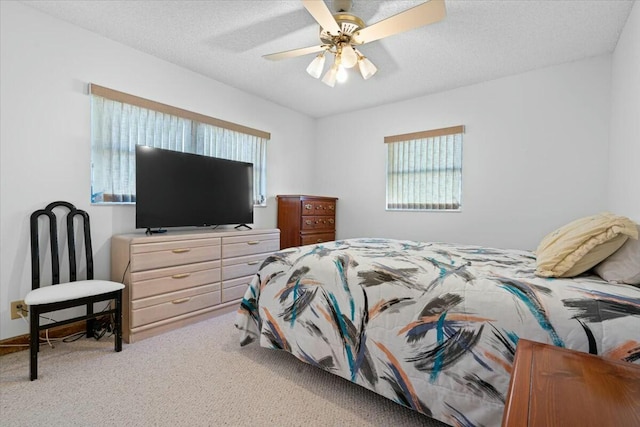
[{"x1": 263, "y1": 0, "x2": 446, "y2": 87}]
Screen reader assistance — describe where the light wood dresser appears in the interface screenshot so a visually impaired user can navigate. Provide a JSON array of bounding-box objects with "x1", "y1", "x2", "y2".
[
  {"x1": 277, "y1": 195, "x2": 337, "y2": 249},
  {"x1": 111, "y1": 228, "x2": 279, "y2": 343}
]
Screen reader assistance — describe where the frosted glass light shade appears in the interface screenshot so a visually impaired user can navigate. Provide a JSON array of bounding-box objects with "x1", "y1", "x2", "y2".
[
  {"x1": 306, "y1": 53, "x2": 326, "y2": 79},
  {"x1": 336, "y1": 65, "x2": 348, "y2": 83},
  {"x1": 322, "y1": 64, "x2": 338, "y2": 87},
  {"x1": 341, "y1": 44, "x2": 358, "y2": 68},
  {"x1": 358, "y1": 56, "x2": 378, "y2": 80}
]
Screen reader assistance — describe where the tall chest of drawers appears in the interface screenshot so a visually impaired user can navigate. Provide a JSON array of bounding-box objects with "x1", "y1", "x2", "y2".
[
  {"x1": 277, "y1": 195, "x2": 338, "y2": 249},
  {"x1": 111, "y1": 228, "x2": 279, "y2": 343}
]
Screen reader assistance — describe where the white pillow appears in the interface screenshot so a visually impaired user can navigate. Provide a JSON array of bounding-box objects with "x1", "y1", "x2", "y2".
[{"x1": 594, "y1": 225, "x2": 640, "y2": 285}]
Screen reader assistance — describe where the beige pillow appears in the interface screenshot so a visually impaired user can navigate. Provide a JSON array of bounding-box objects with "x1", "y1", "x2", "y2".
[
  {"x1": 535, "y1": 213, "x2": 639, "y2": 278},
  {"x1": 594, "y1": 225, "x2": 640, "y2": 285}
]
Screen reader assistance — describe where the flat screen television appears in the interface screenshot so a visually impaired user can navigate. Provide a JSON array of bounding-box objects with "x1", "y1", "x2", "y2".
[{"x1": 135, "y1": 145, "x2": 253, "y2": 232}]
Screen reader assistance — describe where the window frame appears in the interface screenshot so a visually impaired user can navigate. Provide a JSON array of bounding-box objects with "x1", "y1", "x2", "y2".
[{"x1": 385, "y1": 125, "x2": 464, "y2": 212}]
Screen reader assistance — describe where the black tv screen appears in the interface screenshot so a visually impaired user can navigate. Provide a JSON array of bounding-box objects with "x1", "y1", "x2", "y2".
[{"x1": 135, "y1": 145, "x2": 253, "y2": 230}]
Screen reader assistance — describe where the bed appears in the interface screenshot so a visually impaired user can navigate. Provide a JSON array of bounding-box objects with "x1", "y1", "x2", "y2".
[{"x1": 235, "y1": 238, "x2": 640, "y2": 427}]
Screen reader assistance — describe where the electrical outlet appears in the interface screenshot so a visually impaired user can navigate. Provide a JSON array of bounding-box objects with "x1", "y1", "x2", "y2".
[{"x1": 11, "y1": 300, "x2": 28, "y2": 320}]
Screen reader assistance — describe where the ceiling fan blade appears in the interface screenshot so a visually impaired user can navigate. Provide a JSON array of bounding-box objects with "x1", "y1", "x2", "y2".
[
  {"x1": 352, "y1": 0, "x2": 446, "y2": 45},
  {"x1": 263, "y1": 45, "x2": 326, "y2": 61},
  {"x1": 302, "y1": 0, "x2": 342, "y2": 35}
]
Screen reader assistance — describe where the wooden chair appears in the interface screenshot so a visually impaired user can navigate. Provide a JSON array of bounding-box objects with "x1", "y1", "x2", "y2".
[{"x1": 24, "y1": 201, "x2": 124, "y2": 380}]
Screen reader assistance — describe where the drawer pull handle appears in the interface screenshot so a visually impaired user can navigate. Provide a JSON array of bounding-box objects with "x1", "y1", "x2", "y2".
[
  {"x1": 172, "y1": 248, "x2": 191, "y2": 254},
  {"x1": 172, "y1": 273, "x2": 191, "y2": 279},
  {"x1": 172, "y1": 298, "x2": 191, "y2": 304},
  {"x1": 246, "y1": 241, "x2": 260, "y2": 245},
  {"x1": 304, "y1": 204, "x2": 312, "y2": 210},
  {"x1": 329, "y1": 205, "x2": 335, "y2": 210},
  {"x1": 247, "y1": 261, "x2": 260, "y2": 265},
  {"x1": 305, "y1": 220, "x2": 312, "y2": 225},
  {"x1": 316, "y1": 239, "x2": 323, "y2": 243},
  {"x1": 328, "y1": 219, "x2": 335, "y2": 224}
]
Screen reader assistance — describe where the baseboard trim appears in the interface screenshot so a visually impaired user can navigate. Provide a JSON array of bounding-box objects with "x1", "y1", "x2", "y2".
[{"x1": 0, "y1": 321, "x2": 90, "y2": 356}]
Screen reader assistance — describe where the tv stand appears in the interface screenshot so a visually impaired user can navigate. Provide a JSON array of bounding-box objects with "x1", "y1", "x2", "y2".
[
  {"x1": 234, "y1": 224, "x2": 252, "y2": 230},
  {"x1": 111, "y1": 228, "x2": 280, "y2": 343}
]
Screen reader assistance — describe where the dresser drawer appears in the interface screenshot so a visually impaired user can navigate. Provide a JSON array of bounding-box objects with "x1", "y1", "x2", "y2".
[
  {"x1": 222, "y1": 253, "x2": 271, "y2": 281},
  {"x1": 301, "y1": 200, "x2": 336, "y2": 215},
  {"x1": 130, "y1": 283, "x2": 221, "y2": 327},
  {"x1": 222, "y1": 235, "x2": 280, "y2": 258},
  {"x1": 222, "y1": 276, "x2": 253, "y2": 303},
  {"x1": 130, "y1": 261, "x2": 221, "y2": 300},
  {"x1": 301, "y1": 215, "x2": 335, "y2": 231},
  {"x1": 223, "y1": 232, "x2": 280, "y2": 245},
  {"x1": 300, "y1": 232, "x2": 335, "y2": 246},
  {"x1": 131, "y1": 238, "x2": 221, "y2": 271}
]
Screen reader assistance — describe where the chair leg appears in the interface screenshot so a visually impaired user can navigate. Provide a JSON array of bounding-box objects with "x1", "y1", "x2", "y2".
[
  {"x1": 86, "y1": 302, "x2": 94, "y2": 338},
  {"x1": 114, "y1": 293, "x2": 122, "y2": 352},
  {"x1": 29, "y1": 307, "x2": 39, "y2": 381}
]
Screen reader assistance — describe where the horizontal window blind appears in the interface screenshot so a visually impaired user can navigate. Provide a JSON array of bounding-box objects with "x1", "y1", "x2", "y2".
[
  {"x1": 89, "y1": 84, "x2": 269, "y2": 205},
  {"x1": 385, "y1": 126, "x2": 464, "y2": 211}
]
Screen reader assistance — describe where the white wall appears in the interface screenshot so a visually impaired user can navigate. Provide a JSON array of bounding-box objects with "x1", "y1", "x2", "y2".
[
  {"x1": 609, "y1": 2, "x2": 640, "y2": 222},
  {"x1": 0, "y1": 1, "x2": 316, "y2": 340},
  {"x1": 2, "y1": 1, "x2": 635, "y2": 342},
  {"x1": 314, "y1": 56, "x2": 613, "y2": 250}
]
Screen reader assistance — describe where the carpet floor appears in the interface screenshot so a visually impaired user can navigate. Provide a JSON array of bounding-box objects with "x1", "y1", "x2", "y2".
[{"x1": 0, "y1": 311, "x2": 448, "y2": 427}]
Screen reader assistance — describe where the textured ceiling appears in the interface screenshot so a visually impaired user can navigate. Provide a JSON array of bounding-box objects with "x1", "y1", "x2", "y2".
[{"x1": 21, "y1": 0, "x2": 634, "y2": 118}]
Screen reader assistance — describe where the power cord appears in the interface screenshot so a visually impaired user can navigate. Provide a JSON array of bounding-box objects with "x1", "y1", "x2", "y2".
[
  {"x1": 7, "y1": 301, "x2": 116, "y2": 349},
  {"x1": 87, "y1": 301, "x2": 116, "y2": 341},
  {"x1": 17, "y1": 310, "x2": 57, "y2": 348},
  {"x1": 121, "y1": 260, "x2": 130, "y2": 283}
]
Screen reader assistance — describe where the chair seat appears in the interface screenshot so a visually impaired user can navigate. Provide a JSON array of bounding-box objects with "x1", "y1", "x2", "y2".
[{"x1": 24, "y1": 280, "x2": 124, "y2": 306}]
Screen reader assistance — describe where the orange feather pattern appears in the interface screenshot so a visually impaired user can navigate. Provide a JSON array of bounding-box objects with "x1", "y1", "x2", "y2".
[
  {"x1": 373, "y1": 340, "x2": 423, "y2": 412},
  {"x1": 605, "y1": 340, "x2": 640, "y2": 361}
]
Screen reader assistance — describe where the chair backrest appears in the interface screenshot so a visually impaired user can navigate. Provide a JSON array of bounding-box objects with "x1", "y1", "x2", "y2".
[{"x1": 30, "y1": 201, "x2": 94, "y2": 290}]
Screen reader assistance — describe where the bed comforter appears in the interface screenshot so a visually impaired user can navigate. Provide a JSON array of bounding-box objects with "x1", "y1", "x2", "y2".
[{"x1": 235, "y1": 238, "x2": 640, "y2": 426}]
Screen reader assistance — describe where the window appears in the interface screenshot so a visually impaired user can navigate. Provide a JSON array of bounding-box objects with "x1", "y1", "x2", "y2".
[
  {"x1": 385, "y1": 125, "x2": 464, "y2": 211},
  {"x1": 89, "y1": 84, "x2": 269, "y2": 205}
]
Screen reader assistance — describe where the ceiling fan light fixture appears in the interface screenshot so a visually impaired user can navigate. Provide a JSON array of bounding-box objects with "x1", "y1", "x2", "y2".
[
  {"x1": 358, "y1": 56, "x2": 377, "y2": 80},
  {"x1": 322, "y1": 64, "x2": 338, "y2": 87},
  {"x1": 306, "y1": 52, "x2": 326, "y2": 79},
  {"x1": 340, "y1": 44, "x2": 358, "y2": 68},
  {"x1": 265, "y1": 0, "x2": 446, "y2": 85}
]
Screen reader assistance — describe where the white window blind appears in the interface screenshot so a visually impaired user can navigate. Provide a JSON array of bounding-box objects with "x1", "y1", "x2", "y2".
[
  {"x1": 386, "y1": 126, "x2": 464, "y2": 211},
  {"x1": 89, "y1": 84, "x2": 269, "y2": 206}
]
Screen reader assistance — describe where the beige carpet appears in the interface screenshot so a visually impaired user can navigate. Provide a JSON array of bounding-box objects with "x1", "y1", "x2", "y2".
[{"x1": 0, "y1": 312, "x2": 448, "y2": 427}]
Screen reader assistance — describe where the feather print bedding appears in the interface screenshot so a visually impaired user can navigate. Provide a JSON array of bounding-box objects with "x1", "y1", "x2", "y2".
[{"x1": 235, "y1": 238, "x2": 640, "y2": 427}]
